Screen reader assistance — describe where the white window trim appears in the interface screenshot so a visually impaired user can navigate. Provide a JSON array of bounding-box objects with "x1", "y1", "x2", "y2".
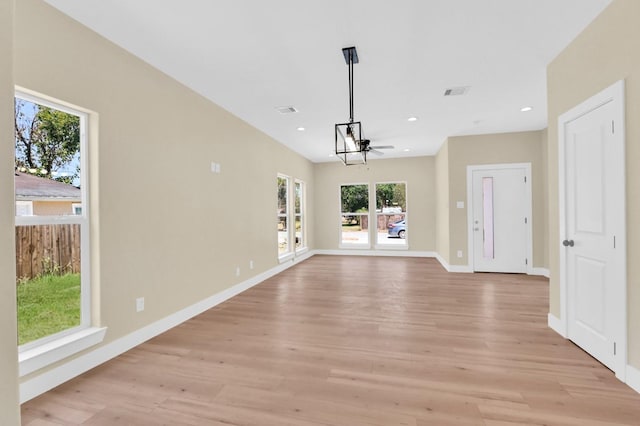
[
  {"x1": 15, "y1": 89, "x2": 105, "y2": 374},
  {"x1": 339, "y1": 183, "x2": 371, "y2": 249},
  {"x1": 277, "y1": 174, "x2": 292, "y2": 262},
  {"x1": 18, "y1": 327, "x2": 107, "y2": 377},
  {"x1": 374, "y1": 181, "x2": 408, "y2": 250},
  {"x1": 294, "y1": 179, "x2": 306, "y2": 253}
]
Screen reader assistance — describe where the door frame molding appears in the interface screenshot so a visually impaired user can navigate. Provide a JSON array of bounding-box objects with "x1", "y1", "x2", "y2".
[
  {"x1": 466, "y1": 163, "x2": 533, "y2": 274},
  {"x1": 558, "y1": 79, "x2": 626, "y2": 380}
]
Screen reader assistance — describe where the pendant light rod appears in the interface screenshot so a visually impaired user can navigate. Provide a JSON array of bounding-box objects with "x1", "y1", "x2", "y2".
[{"x1": 342, "y1": 46, "x2": 359, "y2": 123}]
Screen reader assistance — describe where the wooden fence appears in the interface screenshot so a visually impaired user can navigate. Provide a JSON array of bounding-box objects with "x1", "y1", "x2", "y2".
[{"x1": 15, "y1": 224, "x2": 81, "y2": 281}]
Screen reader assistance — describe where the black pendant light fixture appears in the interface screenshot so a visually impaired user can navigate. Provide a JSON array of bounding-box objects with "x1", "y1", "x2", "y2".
[{"x1": 335, "y1": 46, "x2": 366, "y2": 165}]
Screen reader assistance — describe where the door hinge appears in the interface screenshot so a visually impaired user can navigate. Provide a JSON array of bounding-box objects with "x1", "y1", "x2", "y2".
[
  {"x1": 612, "y1": 120, "x2": 615, "y2": 134},
  {"x1": 614, "y1": 342, "x2": 617, "y2": 355},
  {"x1": 525, "y1": 258, "x2": 528, "y2": 265},
  {"x1": 524, "y1": 217, "x2": 528, "y2": 224},
  {"x1": 613, "y1": 235, "x2": 616, "y2": 249},
  {"x1": 524, "y1": 176, "x2": 527, "y2": 183}
]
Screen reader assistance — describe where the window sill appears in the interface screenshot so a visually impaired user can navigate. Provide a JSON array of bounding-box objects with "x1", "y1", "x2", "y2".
[
  {"x1": 19, "y1": 327, "x2": 107, "y2": 377},
  {"x1": 374, "y1": 244, "x2": 408, "y2": 250},
  {"x1": 339, "y1": 244, "x2": 371, "y2": 250}
]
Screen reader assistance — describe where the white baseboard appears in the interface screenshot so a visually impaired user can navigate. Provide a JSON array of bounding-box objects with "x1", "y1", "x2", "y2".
[
  {"x1": 314, "y1": 249, "x2": 437, "y2": 258},
  {"x1": 19, "y1": 250, "x2": 314, "y2": 403},
  {"x1": 547, "y1": 313, "x2": 567, "y2": 338},
  {"x1": 626, "y1": 364, "x2": 640, "y2": 394},
  {"x1": 531, "y1": 267, "x2": 550, "y2": 278}
]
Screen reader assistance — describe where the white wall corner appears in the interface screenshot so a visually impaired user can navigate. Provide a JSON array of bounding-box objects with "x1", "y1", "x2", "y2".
[
  {"x1": 547, "y1": 312, "x2": 567, "y2": 338},
  {"x1": 626, "y1": 364, "x2": 640, "y2": 394}
]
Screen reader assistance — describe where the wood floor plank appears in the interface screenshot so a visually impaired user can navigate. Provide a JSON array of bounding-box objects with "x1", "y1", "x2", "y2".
[{"x1": 21, "y1": 256, "x2": 640, "y2": 425}]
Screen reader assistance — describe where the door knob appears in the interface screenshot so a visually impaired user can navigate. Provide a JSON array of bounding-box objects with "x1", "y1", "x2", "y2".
[{"x1": 562, "y1": 239, "x2": 574, "y2": 247}]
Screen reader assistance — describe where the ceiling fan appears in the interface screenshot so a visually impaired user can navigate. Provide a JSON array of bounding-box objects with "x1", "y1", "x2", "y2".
[{"x1": 358, "y1": 139, "x2": 394, "y2": 156}]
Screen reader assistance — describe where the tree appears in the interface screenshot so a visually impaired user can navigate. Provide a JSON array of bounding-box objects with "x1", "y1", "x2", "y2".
[
  {"x1": 341, "y1": 184, "x2": 368, "y2": 213},
  {"x1": 375, "y1": 183, "x2": 406, "y2": 211},
  {"x1": 15, "y1": 98, "x2": 80, "y2": 185}
]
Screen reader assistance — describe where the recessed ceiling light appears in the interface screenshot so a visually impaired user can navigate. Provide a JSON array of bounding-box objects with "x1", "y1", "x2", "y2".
[
  {"x1": 407, "y1": 116, "x2": 418, "y2": 122},
  {"x1": 328, "y1": 154, "x2": 334, "y2": 157},
  {"x1": 404, "y1": 149, "x2": 411, "y2": 152},
  {"x1": 520, "y1": 106, "x2": 533, "y2": 112},
  {"x1": 297, "y1": 127, "x2": 305, "y2": 131}
]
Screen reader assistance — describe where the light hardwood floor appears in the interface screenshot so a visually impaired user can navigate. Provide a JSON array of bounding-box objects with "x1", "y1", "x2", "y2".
[{"x1": 21, "y1": 256, "x2": 640, "y2": 425}]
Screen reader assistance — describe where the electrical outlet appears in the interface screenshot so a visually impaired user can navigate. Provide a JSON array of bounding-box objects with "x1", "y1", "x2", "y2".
[
  {"x1": 136, "y1": 297, "x2": 145, "y2": 312},
  {"x1": 249, "y1": 260, "x2": 254, "y2": 270},
  {"x1": 236, "y1": 266, "x2": 240, "y2": 277},
  {"x1": 457, "y1": 250, "x2": 463, "y2": 258}
]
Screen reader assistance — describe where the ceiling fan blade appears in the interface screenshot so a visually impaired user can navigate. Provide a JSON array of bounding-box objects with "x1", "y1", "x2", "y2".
[
  {"x1": 369, "y1": 149, "x2": 385, "y2": 156},
  {"x1": 370, "y1": 145, "x2": 394, "y2": 150}
]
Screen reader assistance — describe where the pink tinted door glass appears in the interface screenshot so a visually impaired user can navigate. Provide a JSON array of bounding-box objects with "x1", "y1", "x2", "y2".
[{"x1": 483, "y1": 177, "x2": 494, "y2": 259}]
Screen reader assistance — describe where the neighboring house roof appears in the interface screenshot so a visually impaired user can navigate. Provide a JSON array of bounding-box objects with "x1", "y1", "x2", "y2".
[{"x1": 14, "y1": 172, "x2": 81, "y2": 201}]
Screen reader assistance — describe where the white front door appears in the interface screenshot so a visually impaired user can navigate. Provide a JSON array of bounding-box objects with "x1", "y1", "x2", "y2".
[
  {"x1": 560, "y1": 81, "x2": 626, "y2": 375},
  {"x1": 470, "y1": 165, "x2": 530, "y2": 273}
]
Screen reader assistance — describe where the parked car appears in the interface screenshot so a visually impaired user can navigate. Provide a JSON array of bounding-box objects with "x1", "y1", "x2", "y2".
[{"x1": 387, "y1": 219, "x2": 406, "y2": 238}]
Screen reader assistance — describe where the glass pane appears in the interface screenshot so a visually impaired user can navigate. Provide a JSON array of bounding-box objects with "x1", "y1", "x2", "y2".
[
  {"x1": 377, "y1": 213, "x2": 406, "y2": 245},
  {"x1": 277, "y1": 176, "x2": 288, "y2": 214},
  {"x1": 295, "y1": 214, "x2": 303, "y2": 249},
  {"x1": 295, "y1": 182, "x2": 302, "y2": 214},
  {"x1": 483, "y1": 177, "x2": 494, "y2": 259},
  {"x1": 15, "y1": 98, "x2": 82, "y2": 217},
  {"x1": 341, "y1": 214, "x2": 369, "y2": 245},
  {"x1": 340, "y1": 184, "x2": 368, "y2": 213},
  {"x1": 278, "y1": 216, "x2": 288, "y2": 255},
  {"x1": 376, "y1": 183, "x2": 406, "y2": 212},
  {"x1": 16, "y1": 224, "x2": 81, "y2": 345}
]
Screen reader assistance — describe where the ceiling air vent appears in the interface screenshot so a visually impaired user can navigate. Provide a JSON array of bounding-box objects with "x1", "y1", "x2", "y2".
[
  {"x1": 444, "y1": 86, "x2": 470, "y2": 97},
  {"x1": 275, "y1": 106, "x2": 299, "y2": 114}
]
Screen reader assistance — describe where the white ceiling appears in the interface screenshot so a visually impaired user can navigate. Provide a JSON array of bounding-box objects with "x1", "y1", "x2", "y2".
[{"x1": 46, "y1": 0, "x2": 612, "y2": 163}]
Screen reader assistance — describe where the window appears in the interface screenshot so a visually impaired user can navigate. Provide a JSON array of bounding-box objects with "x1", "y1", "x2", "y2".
[
  {"x1": 15, "y1": 91, "x2": 104, "y2": 375},
  {"x1": 294, "y1": 180, "x2": 305, "y2": 251},
  {"x1": 72, "y1": 203, "x2": 82, "y2": 215},
  {"x1": 16, "y1": 200, "x2": 33, "y2": 216},
  {"x1": 340, "y1": 184, "x2": 369, "y2": 247},
  {"x1": 277, "y1": 175, "x2": 290, "y2": 257},
  {"x1": 376, "y1": 182, "x2": 407, "y2": 247}
]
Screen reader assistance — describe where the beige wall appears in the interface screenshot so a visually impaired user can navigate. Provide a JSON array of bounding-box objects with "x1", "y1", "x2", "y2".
[
  {"x1": 435, "y1": 141, "x2": 450, "y2": 264},
  {"x1": 547, "y1": 0, "x2": 640, "y2": 368},
  {"x1": 1, "y1": 0, "x2": 21, "y2": 423},
  {"x1": 314, "y1": 157, "x2": 435, "y2": 252},
  {"x1": 15, "y1": 0, "x2": 314, "y2": 384},
  {"x1": 445, "y1": 131, "x2": 547, "y2": 268}
]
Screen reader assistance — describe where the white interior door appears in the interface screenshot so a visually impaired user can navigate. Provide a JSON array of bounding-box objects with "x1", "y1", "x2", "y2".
[
  {"x1": 561, "y1": 84, "x2": 626, "y2": 374},
  {"x1": 471, "y1": 166, "x2": 530, "y2": 273}
]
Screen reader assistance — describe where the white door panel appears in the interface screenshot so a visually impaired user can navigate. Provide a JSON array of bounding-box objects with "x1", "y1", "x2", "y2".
[
  {"x1": 563, "y1": 95, "x2": 622, "y2": 373},
  {"x1": 471, "y1": 167, "x2": 529, "y2": 273}
]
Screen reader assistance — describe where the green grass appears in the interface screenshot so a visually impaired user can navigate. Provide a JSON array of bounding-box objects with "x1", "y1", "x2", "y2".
[{"x1": 17, "y1": 273, "x2": 81, "y2": 345}]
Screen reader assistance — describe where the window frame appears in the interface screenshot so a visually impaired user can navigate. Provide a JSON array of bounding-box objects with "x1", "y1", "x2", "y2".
[
  {"x1": 374, "y1": 181, "x2": 408, "y2": 250},
  {"x1": 339, "y1": 183, "x2": 371, "y2": 249},
  {"x1": 15, "y1": 89, "x2": 105, "y2": 377},
  {"x1": 294, "y1": 179, "x2": 307, "y2": 254},
  {"x1": 277, "y1": 173, "x2": 293, "y2": 262}
]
